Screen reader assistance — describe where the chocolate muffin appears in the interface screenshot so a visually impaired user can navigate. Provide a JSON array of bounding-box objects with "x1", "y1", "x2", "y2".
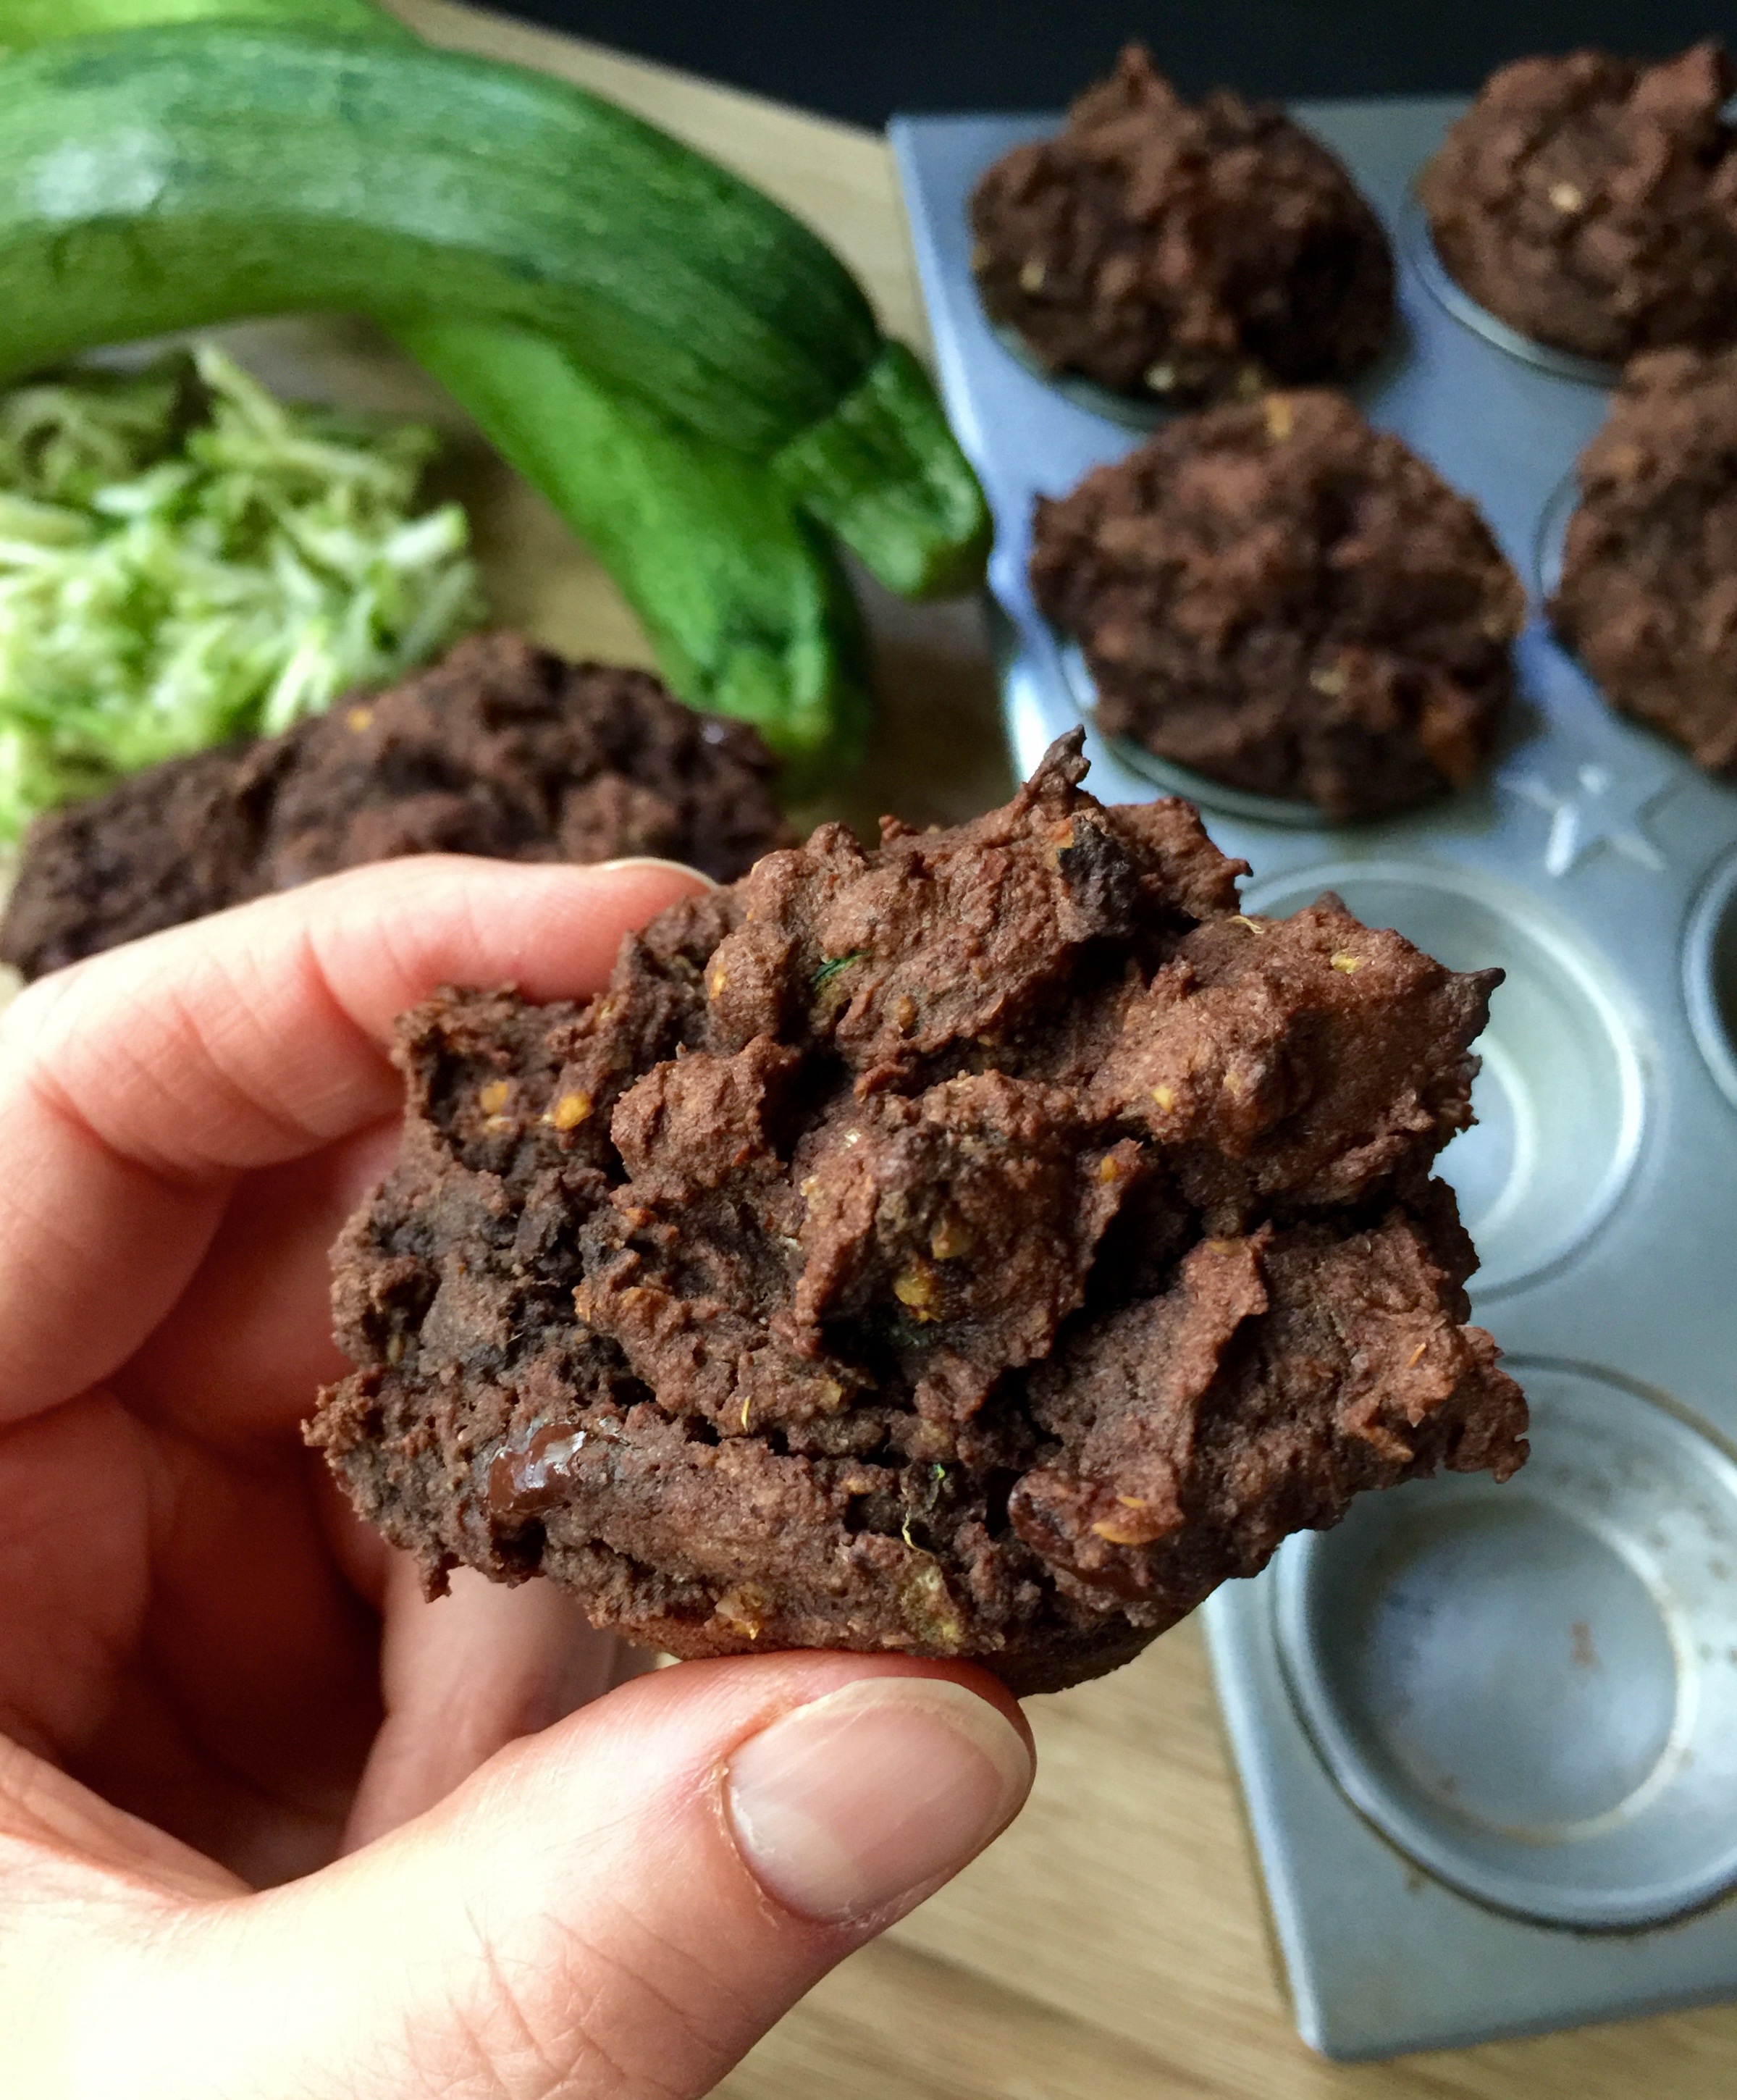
[
  {"x1": 1420, "y1": 41, "x2": 1737, "y2": 366},
  {"x1": 0, "y1": 632, "x2": 790, "y2": 980},
  {"x1": 970, "y1": 44, "x2": 1394, "y2": 406},
  {"x1": 310, "y1": 733, "x2": 1526, "y2": 1697},
  {"x1": 1550, "y1": 346, "x2": 1737, "y2": 771},
  {"x1": 1030, "y1": 390, "x2": 1525, "y2": 820}
]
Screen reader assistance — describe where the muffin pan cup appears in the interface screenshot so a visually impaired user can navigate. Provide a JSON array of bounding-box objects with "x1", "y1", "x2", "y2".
[{"x1": 895, "y1": 95, "x2": 1737, "y2": 2059}]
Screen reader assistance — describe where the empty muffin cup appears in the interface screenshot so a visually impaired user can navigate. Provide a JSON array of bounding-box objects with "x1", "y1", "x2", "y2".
[
  {"x1": 1242, "y1": 861, "x2": 1644, "y2": 1294},
  {"x1": 1277, "y1": 1361, "x2": 1737, "y2": 1930}
]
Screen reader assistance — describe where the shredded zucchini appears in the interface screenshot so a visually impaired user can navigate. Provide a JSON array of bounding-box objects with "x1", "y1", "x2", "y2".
[{"x1": 0, "y1": 343, "x2": 483, "y2": 837}]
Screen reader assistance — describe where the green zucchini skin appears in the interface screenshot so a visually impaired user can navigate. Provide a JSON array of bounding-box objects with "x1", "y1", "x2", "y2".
[
  {"x1": 0, "y1": 0, "x2": 383, "y2": 36},
  {"x1": 0, "y1": 13, "x2": 993, "y2": 607},
  {"x1": 775, "y1": 341, "x2": 992, "y2": 600},
  {"x1": 403, "y1": 322, "x2": 870, "y2": 789},
  {"x1": 0, "y1": 25, "x2": 879, "y2": 455}
]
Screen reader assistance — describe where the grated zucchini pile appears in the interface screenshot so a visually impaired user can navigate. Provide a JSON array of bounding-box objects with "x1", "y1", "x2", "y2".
[{"x1": 0, "y1": 343, "x2": 483, "y2": 839}]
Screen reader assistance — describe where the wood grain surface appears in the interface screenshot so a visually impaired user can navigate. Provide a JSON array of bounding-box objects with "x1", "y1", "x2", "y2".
[{"x1": 331, "y1": 7, "x2": 1737, "y2": 2089}]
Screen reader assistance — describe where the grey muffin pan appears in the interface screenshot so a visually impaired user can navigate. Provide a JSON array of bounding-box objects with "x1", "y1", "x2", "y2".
[{"x1": 893, "y1": 97, "x2": 1737, "y2": 2058}]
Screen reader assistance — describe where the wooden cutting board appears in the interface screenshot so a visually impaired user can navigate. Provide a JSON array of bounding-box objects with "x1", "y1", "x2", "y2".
[{"x1": 327, "y1": 7, "x2": 1737, "y2": 2091}]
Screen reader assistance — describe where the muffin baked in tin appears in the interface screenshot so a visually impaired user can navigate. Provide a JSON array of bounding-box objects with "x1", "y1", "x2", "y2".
[
  {"x1": 970, "y1": 44, "x2": 1395, "y2": 409},
  {"x1": 1551, "y1": 345, "x2": 1737, "y2": 773},
  {"x1": 1421, "y1": 41, "x2": 1737, "y2": 368},
  {"x1": 1029, "y1": 390, "x2": 1525, "y2": 821}
]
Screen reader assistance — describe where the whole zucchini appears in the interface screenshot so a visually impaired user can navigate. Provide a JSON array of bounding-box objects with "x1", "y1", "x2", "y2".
[
  {"x1": 0, "y1": 0, "x2": 880, "y2": 776},
  {"x1": 0, "y1": 25, "x2": 878, "y2": 456},
  {"x1": 0, "y1": 17, "x2": 990, "y2": 600},
  {"x1": 404, "y1": 321, "x2": 870, "y2": 789}
]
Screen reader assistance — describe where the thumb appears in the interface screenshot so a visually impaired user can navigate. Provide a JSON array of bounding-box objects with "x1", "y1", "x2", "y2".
[{"x1": 62, "y1": 1655, "x2": 1033, "y2": 2100}]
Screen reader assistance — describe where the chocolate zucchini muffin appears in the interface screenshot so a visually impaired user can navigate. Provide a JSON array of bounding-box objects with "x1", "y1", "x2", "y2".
[
  {"x1": 1550, "y1": 346, "x2": 1737, "y2": 771},
  {"x1": 1030, "y1": 390, "x2": 1525, "y2": 820},
  {"x1": 311, "y1": 734, "x2": 1526, "y2": 1696},
  {"x1": 1420, "y1": 41, "x2": 1737, "y2": 365},
  {"x1": 0, "y1": 632, "x2": 789, "y2": 980},
  {"x1": 970, "y1": 44, "x2": 1394, "y2": 406}
]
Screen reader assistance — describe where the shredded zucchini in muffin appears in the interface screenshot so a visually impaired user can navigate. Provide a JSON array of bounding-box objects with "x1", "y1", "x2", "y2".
[{"x1": 0, "y1": 344, "x2": 483, "y2": 838}]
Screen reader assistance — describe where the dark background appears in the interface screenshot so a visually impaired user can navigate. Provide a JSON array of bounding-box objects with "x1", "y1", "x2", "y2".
[{"x1": 494, "y1": 1, "x2": 1737, "y2": 124}]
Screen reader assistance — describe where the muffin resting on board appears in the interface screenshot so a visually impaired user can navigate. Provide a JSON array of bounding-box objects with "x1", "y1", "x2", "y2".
[{"x1": 0, "y1": 631, "x2": 791, "y2": 980}]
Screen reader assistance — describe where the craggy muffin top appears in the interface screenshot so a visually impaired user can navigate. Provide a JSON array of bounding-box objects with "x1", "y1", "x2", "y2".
[
  {"x1": 1551, "y1": 344, "x2": 1737, "y2": 772},
  {"x1": 311, "y1": 735, "x2": 1526, "y2": 1695},
  {"x1": 0, "y1": 632, "x2": 789, "y2": 980},
  {"x1": 970, "y1": 44, "x2": 1394, "y2": 405},
  {"x1": 1421, "y1": 41, "x2": 1737, "y2": 364},
  {"x1": 1030, "y1": 390, "x2": 1526, "y2": 820}
]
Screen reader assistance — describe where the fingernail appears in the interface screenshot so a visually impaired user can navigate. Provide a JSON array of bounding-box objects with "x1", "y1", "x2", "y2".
[
  {"x1": 724, "y1": 1677, "x2": 1033, "y2": 1926},
  {"x1": 590, "y1": 855, "x2": 717, "y2": 886}
]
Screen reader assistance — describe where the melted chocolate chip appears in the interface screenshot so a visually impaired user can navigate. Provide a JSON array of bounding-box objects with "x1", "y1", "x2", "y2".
[{"x1": 487, "y1": 1422, "x2": 589, "y2": 1523}]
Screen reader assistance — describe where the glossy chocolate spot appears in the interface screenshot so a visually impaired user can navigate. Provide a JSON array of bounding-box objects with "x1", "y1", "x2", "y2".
[{"x1": 488, "y1": 1421, "x2": 589, "y2": 1523}]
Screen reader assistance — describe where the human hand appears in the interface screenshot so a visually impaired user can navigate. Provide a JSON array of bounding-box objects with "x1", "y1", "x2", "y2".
[{"x1": 0, "y1": 857, "x2": 1034, "y2": 2099}]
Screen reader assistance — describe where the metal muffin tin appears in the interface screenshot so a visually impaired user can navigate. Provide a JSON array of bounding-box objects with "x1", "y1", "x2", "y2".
[{"x1": 893, "y1": 96, "x2": 1737, "y2": 2058}]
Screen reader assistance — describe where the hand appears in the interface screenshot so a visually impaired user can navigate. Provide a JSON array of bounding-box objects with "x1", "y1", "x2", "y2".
[{"x1": 0, "y1": 857, "x2": 1034, "y2": 2100}]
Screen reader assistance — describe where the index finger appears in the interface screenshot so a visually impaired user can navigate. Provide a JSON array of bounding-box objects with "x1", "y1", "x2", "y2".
[{"x1": 0, "y1": 854, "x2": 707, "y2": 1419}]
